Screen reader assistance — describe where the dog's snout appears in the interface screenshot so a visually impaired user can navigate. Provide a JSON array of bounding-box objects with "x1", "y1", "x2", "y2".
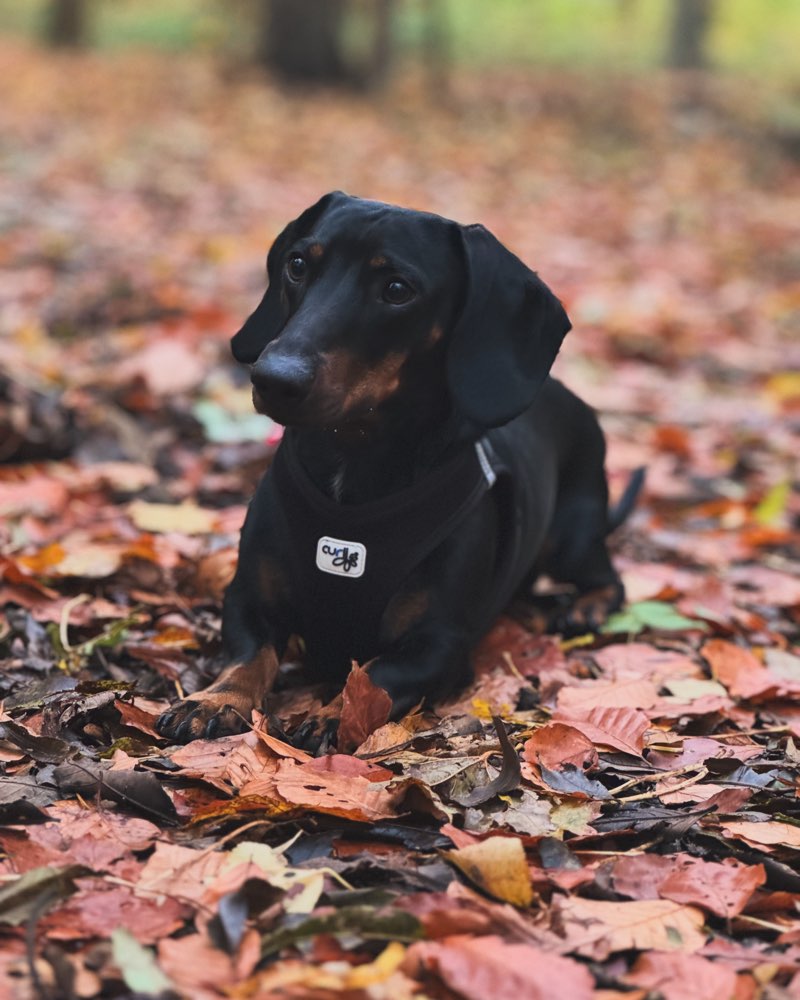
[{"x1": 251, "y1": 354, "x2": 316, "y2": 406}]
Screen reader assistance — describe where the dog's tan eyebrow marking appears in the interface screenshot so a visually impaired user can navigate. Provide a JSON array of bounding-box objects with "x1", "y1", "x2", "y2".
[
  {"x1": 369, "y1": 255, "x2": 387, "y2": 268},
  {"x1": 308, "y1": 243, "x2": 325, "y2": 260}
]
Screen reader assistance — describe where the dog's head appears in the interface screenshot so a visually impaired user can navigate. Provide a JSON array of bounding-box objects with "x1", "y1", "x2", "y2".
[{"x1": 232, "y1": 191, "x2": 570, "y2": 435}]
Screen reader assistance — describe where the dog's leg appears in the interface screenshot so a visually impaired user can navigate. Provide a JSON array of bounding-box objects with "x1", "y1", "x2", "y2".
[
  {"x1": 156, "y1": 645, "x2": 280, "y2": 742},
  {"x1": 545, "y1": 492, "x2": 625, "y2": 634},
  {"x1": 293, "y1": 623, "x2": 472, "y2": 753},
  {"x1": 368, "y1": 623, "x2": 473, "y2": 719},
  {"x1": 157, "y1": 539, "x2": 288, "y2": 743}
]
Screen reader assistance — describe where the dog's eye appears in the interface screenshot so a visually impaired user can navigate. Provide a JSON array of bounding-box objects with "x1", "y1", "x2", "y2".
[
  {"x1": 286, "y1": 255, "x2": 307, "y2": 282},
  {"x1": 382, "y1": 279, "x2": 414, "y2": 305}
]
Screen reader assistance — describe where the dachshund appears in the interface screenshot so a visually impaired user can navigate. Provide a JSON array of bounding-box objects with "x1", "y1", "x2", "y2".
[{"x1": 157, "y1": 192, "x2": 641, "y2": 745}]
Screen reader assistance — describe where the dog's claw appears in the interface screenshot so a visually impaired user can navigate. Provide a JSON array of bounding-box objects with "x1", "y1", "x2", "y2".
[
  {"x1": 156, "y1": 700, "x2": 248, "y2": 744},
  {"x1": 548, "y1": 583, "x2": 623, "y2": 637},
  {"x1": 290, "y1": 716, "x2": 340, "y2": 754}
]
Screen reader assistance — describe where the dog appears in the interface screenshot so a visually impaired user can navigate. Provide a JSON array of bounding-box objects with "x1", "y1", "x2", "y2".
[{"x1": 157, "y1": 191, "x2": 641, "y2": 746}]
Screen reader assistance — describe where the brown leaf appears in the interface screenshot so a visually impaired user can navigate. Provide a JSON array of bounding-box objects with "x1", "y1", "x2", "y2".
[
  {"x1": 459, "y1": 716, "x2": 521, "y2": 806},
  {"x1": 612, "y1": 853, "x2": 766, "y2": 918},
  {"x1": 43, "y1": 884, "x2": 187, "y2": 944},
  {"x1": 272, "y1": 759, "x2": 399, "y2": 822},
  {"x1": 658, "y1": 857, "x2": 765, "y2": 919},
  {"x1": 338, "y1": 663, "x2": 392, "y2": 753},
  {"x1": 523, "y1": 722, "x2": 599, "y2": 772},
  {"x1": 720, "y1": 820, "x2": 800, "y2": 851},
  {"x1": 407, "y1": 935, "x2": 594, "y2": 1000},
  {"x1": 624, "y1": 951, "x2": 738, "y2": 1000},
  {"x1": 553, "y1": 705, "x2": 650, "y2": 756},
  {"x1": 555, "y1": 897, "x2": 706, "y2": 959},
  {"x1": 556, "y1": 678, "x2": 660, "y2": 715}
]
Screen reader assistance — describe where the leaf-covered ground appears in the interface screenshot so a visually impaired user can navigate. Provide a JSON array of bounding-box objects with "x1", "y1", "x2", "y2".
[{"x1": 1, "y1": 42, "x2": 799, "y2": 1000}]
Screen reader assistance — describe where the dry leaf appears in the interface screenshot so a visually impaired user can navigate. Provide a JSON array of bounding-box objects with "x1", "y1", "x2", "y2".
[
  {"x1": 447, "y1": 836, "x2": 533, "y2": 907},
  {"x1": 407, "y1": 935, "x2": 594, "y2": 1000},
  {"x1": 556, "y1": 897, "x2": 707, "y2": 959}
]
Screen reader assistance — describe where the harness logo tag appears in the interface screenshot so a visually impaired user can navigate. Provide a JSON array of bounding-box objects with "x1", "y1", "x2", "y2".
[{"x1": 316, "y1": 536, "x2": 366, "y2": 578}]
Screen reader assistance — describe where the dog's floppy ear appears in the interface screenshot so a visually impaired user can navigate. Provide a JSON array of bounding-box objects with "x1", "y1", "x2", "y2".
[
  {"x1": 446, "y1": 223, "x2": 571, "y2": 428},
  {"x1": 231, "y1": 191, "x2": 347, "y2": 363}
]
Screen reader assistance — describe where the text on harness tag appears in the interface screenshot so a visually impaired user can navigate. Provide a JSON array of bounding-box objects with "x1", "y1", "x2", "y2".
[{"x1": 316, "y1": 536, "x2": 367, "y2": 578}]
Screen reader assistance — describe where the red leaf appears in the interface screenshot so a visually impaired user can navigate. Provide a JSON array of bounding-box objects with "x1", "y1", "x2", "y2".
[
  {"x1": 408, "y1": 934, "x2": 594, "y2": 1000},
  {"x1": 337, "y1": 663, "x2": 392, "y2": 753},
  {"x1": 523, "y1": 722, "x2": 598, "y2": 771}
]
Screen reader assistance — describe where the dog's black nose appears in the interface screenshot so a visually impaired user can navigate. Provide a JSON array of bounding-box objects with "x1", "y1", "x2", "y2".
[{"x1": 251, "y1": 354, "x2": 315, "y2": 405}]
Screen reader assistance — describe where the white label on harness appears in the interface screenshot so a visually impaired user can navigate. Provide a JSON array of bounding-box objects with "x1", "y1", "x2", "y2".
[{"x1": 316, "y1": 536, "x2": 366, "y2": 578}]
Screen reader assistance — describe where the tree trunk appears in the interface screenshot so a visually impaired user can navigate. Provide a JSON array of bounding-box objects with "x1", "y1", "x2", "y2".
[
  {"x1": 45, "y1": 0, "x2": 89, "y2": 48},
  {"x1": 366, "y1": 0, "x2": 394, "y2": 89},
  {"x1": 260, "y1": 0, "x2": 348, "y2": 84},
  {"x1": 667, "y1": 0, "x2": 714, "y2": 70},
  {"x1": 421, "y1": 0, "x2": 449, "y2": 99}
]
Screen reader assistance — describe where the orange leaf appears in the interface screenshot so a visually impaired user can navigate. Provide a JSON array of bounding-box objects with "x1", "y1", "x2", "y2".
[
  {"x1": 702, "y1": 639, "x2": 775, "y2": 700},
  {"x1": 523, "y1": 723, "x2": 598, "y2": 772}
]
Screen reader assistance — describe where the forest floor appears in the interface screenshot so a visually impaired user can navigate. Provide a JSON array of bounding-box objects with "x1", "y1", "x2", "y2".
[{"x1": 1, "y1": 41, "x2": 799, "y2": 999}]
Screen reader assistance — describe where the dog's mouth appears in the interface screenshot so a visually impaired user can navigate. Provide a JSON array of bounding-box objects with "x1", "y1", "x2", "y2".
[{"x1": 252, "y1": 386, "x2": 380, "y2": 437}]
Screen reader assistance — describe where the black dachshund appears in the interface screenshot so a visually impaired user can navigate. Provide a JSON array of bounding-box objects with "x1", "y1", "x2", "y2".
[{"x1": 157, "y1": 192, "x2": 641, "y2": 744}]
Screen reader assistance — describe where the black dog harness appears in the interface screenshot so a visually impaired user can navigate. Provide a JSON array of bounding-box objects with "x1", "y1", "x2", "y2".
[{"x1": 269, "y1": 433, "x2": 506, "y2": 673}]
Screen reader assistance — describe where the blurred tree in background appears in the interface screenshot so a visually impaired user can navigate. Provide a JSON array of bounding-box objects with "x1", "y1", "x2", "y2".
[
  {"x1": 45, "y1": 0, "x2": 88, "y2": 47},
  {"x1": 258, "y1": 0, "x2": 395, "y2": 88},
  {"x1": 667, "y1": 0, "x2": 714, "y2": 69},
  {"x1": 26, "y1": 0, "x2": 800, "y2": 86}
]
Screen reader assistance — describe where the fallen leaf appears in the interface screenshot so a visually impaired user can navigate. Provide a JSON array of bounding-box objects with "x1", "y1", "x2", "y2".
[
  {"x1": 624, "y1": 951, "x2": 738, "y2": 1000},
  {"x1": 703, "y1": 639, "x2": 776, "y2": 700},
  {"x1": 128, "y1": 499, "x2": 219, "y2": 534},
  {"x1": 658, "y1": 857, "x2": 765, "y2": 919},
  {"x1": 556, "y1": 897, "x2": 707, "y2": 959},
  {"x1": 447, "y1": 836, "x2": 533, "y2": 907},
  {"x1": 523, "y1": 722, "x2": 599, "y2": 772},
  {"x1": 407, "y1": 934, "x2": 594, "y2": 1000},
  {"x1": 720, "y1": 820, "x2": 800, "y2": 850},
  {"x1": 338, "y1": 663, "x2": 392, "y2": 753},
  {"x1": 553, "y1": 706, "x2": 650, "y2": 756}
]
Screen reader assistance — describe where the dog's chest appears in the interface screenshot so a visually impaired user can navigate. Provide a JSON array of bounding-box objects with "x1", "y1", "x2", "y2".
[{"x1": 267, "y1": 437, "x2": 494, "y2": 670}]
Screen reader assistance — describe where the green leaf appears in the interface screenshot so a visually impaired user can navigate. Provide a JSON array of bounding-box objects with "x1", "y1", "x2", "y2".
[
  {"x1": 601, "y1": 609, "x2": 645, "y2": 635},
  {"x1": 0, "y1": 865, "x2": 86, "y2": 926},
  {"x1": 754, "y1": 480, "x2": 790, "y2": 526},
  {"x1": 261, "y1": 905, "x2": 421, "y2": 959},
  {"x1": 192, "y1": 399, "x2": 273, "y2": 443},
  {"x1": 632, "y1": 601, "x2": 707, "y2": 631},
  {"x1": 111, "y1": 928, "x2": 174, "y2": 996},
  {"x1": 602, "y1": 601, "x2": 707, "y2": 635}
]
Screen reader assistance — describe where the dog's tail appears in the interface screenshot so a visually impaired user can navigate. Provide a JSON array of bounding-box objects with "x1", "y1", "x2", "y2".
[{"x1": 607, "y1": 467, "x2": 646, "y2": 534}]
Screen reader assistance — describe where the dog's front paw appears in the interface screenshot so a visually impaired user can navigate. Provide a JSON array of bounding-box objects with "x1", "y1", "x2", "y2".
[
  {"x1": 550, "y1": 582, "x2": 624, "y2": 636},
  {"x1": 290, "y1": 716, "x2": 340, "y2": 756},
  {"x1": 156, "y1": 697, "x2": 250, "y2": 743}
]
